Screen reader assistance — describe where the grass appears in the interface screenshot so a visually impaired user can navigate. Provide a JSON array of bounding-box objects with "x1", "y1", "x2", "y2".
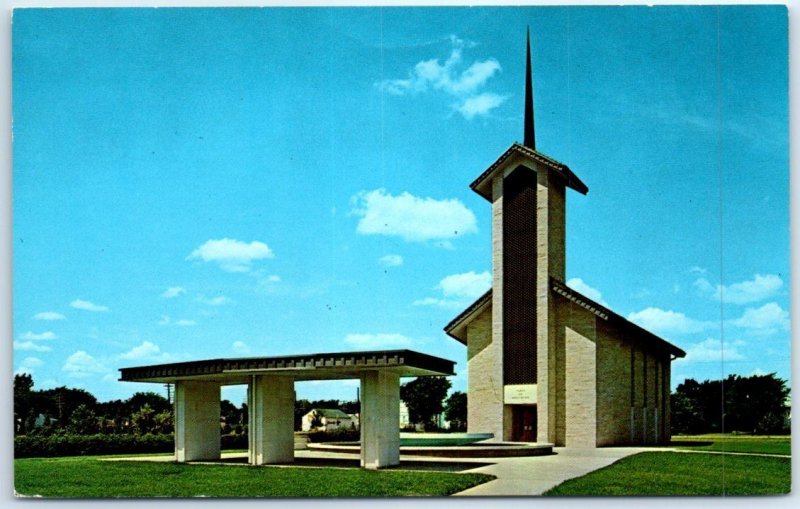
[
  {"x1": 672, "y1": 434, "x2": 791, "y2": 456},
  {"x1": 14, "y1": 456, "x2": 495, "y2": 498},
  {"x1": 544, "y1": 452, "x2": 791, "y2": 496}
]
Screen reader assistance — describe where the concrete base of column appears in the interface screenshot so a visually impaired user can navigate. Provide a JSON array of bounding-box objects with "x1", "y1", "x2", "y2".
[
  {"x1": 360, "y1": 371, "x2": 400, "y2": 469},
  {"x1": 248, "y1": 375, "x2": 295, "y2": 465},
  {"x1": 174, "y1": 381, "x2": 221, "y2": 462}
]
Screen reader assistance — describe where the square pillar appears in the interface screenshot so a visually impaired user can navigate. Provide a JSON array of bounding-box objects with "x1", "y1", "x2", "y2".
[
  {"x1": 360, "y1": 370, "x2": 400, "y2": 469},
  {"x1": 174, "y1": 380, "x2": 221, "y2": 462},
  {"x1": 248, "y1": 375, "x2": 295, "y2": 465}
]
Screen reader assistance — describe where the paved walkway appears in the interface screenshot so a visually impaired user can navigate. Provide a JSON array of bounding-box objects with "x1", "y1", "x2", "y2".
[
  {"x1": 452, "y1": 446, "x2": 652, "y2": 496},
  {"x1": 106, "y1": 446, "x2": 660, "y2": 496}
]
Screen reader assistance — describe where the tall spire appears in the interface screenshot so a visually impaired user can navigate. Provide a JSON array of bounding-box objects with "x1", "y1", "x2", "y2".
[{"x1": 523, "y1": 27, "x2": 536, "y2": 149}]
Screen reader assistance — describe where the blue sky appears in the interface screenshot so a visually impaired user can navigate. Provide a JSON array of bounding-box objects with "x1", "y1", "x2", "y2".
[{"x1": 12, "y1": 6, "x2": 789, "y2": 405}]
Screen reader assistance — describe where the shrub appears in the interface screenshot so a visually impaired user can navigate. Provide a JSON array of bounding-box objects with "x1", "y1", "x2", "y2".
[
  {"x1": 220, "y1": 433, "x2": 248, "y2": 450},
  {"x1": 15, "y1": 433, "x2": 174, "y2": 458},
  {"x1": 306, "y1": 429, "x2": 360, "y2": 443}
]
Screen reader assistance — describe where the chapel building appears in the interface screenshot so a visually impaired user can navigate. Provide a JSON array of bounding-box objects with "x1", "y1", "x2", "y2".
[{"x1": 444, "y1": 32, "x2": 686, "y2": 447}]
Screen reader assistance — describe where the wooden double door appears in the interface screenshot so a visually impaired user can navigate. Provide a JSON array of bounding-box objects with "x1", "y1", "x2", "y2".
[{"x1": 511, "y1": 405, "x2": 537, "y2": 442}]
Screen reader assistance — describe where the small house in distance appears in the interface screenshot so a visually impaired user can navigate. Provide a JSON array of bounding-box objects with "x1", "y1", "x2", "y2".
[{"x1": 301, "y1": 408, "x2": 355, "y2": 432}]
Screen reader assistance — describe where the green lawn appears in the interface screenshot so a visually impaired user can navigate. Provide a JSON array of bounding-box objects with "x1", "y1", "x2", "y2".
[
  {"x1": 544, "y1": 452, "x2": 790, "y2": 496},
  {"x1": 672, "y1": 434, "x2": 791, "y2": 456},
  {"x1": 14, "y1": 456, "x2": 495, "y2": 498}
]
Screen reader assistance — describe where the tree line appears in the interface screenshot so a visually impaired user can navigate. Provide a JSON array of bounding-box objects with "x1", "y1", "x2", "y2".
[
  {"x1": 670, "y1": 373, "x2": 790, "y2": 435},
  {"x1": 16, "y1": 371, "x2": 788, "y2": 439}
]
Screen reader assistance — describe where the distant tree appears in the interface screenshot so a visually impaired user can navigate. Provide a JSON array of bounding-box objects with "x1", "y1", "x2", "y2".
[
  {"x1": 444, "y1": 391, "x2": 467, "y2": 431},
  {"x1": 400, "y1": 376, "x2": 452, "y2": 430},
  {"x1": 126, "y1": 392, "x2": 170, "y2": 415},
  {"x1": 130, "y1": 404, "x2": 156, "y2": 435},
  {"x1": 671, "y1": 373, "x2": 789, "y2": 435},
  {"x1": 14, "y1": 374, "x2": 34, "y2": 434},
  {"x1": 38, "y1": 387, "x2": 98, "y2": 428},
  {"x1": 340, "y1": 400, "x2": 359, "y2": 415},
  {"x1": 153, "y1": 410, "x2": 174, "y2": 434},
  {"x1": 67, "y1": 404, "x2": 100, "y2": 434},
  {"x1": 221, "y1": 399, "x2": 242, "y2": 429}
]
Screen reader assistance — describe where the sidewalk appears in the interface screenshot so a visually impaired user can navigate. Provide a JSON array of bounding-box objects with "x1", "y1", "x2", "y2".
[{"x1": 453, "y1": 446, "x2": 652, "y2": 496}]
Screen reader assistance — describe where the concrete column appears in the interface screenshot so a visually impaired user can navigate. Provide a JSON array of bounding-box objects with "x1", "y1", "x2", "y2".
[
  {"x1": 248, "y1": 375, "x2": 295, "y2": 465},
  {"x1": 174, "y1": 380, "x2": 221, "y2": 462},
  {"x1": 360, "y1": 371, "x2": 400, "y2": 469}
]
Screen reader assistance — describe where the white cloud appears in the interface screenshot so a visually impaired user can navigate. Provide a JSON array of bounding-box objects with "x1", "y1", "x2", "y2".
[
  {"x1": 34, "y1": 311, "x2": 65, "y2": 321},
  {"x1": 14, "y1": 341, "x2": 52, "y2": 352},
  {"x1": 377, "y1": 35, "x2": 506, "y2": 119},
  {"x1": 119, "y1": 341, "x2": 171, "y2": 362},
  {"x1": 566, "y1": 278, "x2": 609, "y2": 307},
  {"x1": 70, "y1": 299, "x2": 110, "y2": 312},
  {"x1": 457, "y1": 93, "x2": 507, "y2": 119},
  {"x1": 63, "y1": 351, "x2": 110, "y2": 378},
  {"x1": 344, "y1": 333, "x2": 415, "y2": 348},
  {"x1": 351, "y1": 189, "x2": 477, "y2": 243},
  {"x1": 689, "y1": 266, "x2": 707, "y2": 275},
  {"x1": 379, "y1": 254, "x2": 404, "y2": 267},
  {"x1": 694, "y1": 274, "x2": 783, "y2": 304},
  {"x1": 414, "y1": 270, "x2": 490, "y2": 309},
  {"x1": 188, "y1": 238, "x2": 274, "y2": 272},
  {"x1": 627, "y1": 307, "x2": 715, "y2": 336},
  {"x1": 678, "y1": 338, "x2": 745, "y2": 363},
  {"x1": 266, "y1": 275, "x2": 281, "y2": 283},
  {"x1": 730, "y1": 302, "x2": 789, "y2": 336},
  {"x1": 197, "y1": 295, "x2": 233, "y2": 306},
  {"x1": 19, "y1": 331, "x2": 56, "y2": 341},
  {"x1": 161, "y1": 286, "x2": 186, "y2": 299},
  {"x1": 21, "y1": 357, "x2": 43, "y2": 368},
  {"x1": 438, "y1": 271, "x2": 491, "y2": 299},
  {"x1": 232, "y1": 341, "x2": 251, "y2": 354},
  {"x1": 15, "y1": 367, "x2": 34, "y2": 376}
]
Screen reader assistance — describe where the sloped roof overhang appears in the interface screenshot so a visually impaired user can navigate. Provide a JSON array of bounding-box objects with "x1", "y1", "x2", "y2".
[
  {"x1": 443, "y1": 281, "x2": 686, "y2": 359},
  {"x1": 470, "y1": 143, "x2": 589, "y2": 201}
]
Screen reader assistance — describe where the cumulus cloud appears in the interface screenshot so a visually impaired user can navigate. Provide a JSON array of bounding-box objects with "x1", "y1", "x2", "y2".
[
  {"x1": 70, "y1": 299, "x2": 110, "y2": 312},
  {"x1": 438, "y1": 271, "x2": 491, "y2": 299},
  {"x1": 188, "y1": 238, "x2": 274, "y2": 272},
  {"x1": 232, "y1": 341, "x2": 251, "y2": 354},
  {"x1": 678, "y1": 338, "x2": 745, "y2": 363},
  {"x1": 161, "y1": 286, "x2": 186, "y2": 299},
  {"x1": 118, "y1": 341, "x2": 171, "y2": 362},
  {"x1": 34, "y1": 311, "x2": 65, "y2": 321},
  {"x1": 694, "y1": 274, "x2": 783, "y2": 304},
  {"x1": 730, "y1": 302, "x2": 789, "y2": 336},
  {"x1": 351, "y1": 189, "x2": 477, "y2": 244},
  {"x1": 14, "y1": 341, "x2": 52, "y2": 352},
  {"x1": 414, "y1": 270, "x2": 490, "y2": 308},
  {"x1": 379, "y1": 254, "x2": 404, "y2": 267},
  {"x1": 457, "y1": 93, "x2": 507, "y2": 119},
  {"x1": 344, "y1": 333, "x2": 415, "y2": 348},
  {"x1": 566, "y1": 278, "x2": 609, "y2": 307},
  {"x1": 19, "y1": 331, "x2": 56, "y2": 341},
  {"x1": 377, "y1": 35, "x2": 506, "y2": 119},
  {"x1": 63, "y1": 351, "x2": 110, "y2": 378},
  {"x1": 627, "y1": 307, "x2": 715, "y2": 336}
]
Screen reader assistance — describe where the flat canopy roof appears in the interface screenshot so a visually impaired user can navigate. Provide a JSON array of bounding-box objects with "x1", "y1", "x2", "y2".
[{"x1": 119, "y1": 349, "x2": 455, "y2": 385}]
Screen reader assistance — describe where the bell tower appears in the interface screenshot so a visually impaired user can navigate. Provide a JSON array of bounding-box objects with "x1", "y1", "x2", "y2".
[{"x1": 467, "y1": 29, "x2": 588, "y2": 441}]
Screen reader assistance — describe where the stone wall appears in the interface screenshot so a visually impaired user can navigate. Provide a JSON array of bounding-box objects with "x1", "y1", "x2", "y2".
[{"x1": 466, "y1": 306, "x2": 504, "y2": 440}]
